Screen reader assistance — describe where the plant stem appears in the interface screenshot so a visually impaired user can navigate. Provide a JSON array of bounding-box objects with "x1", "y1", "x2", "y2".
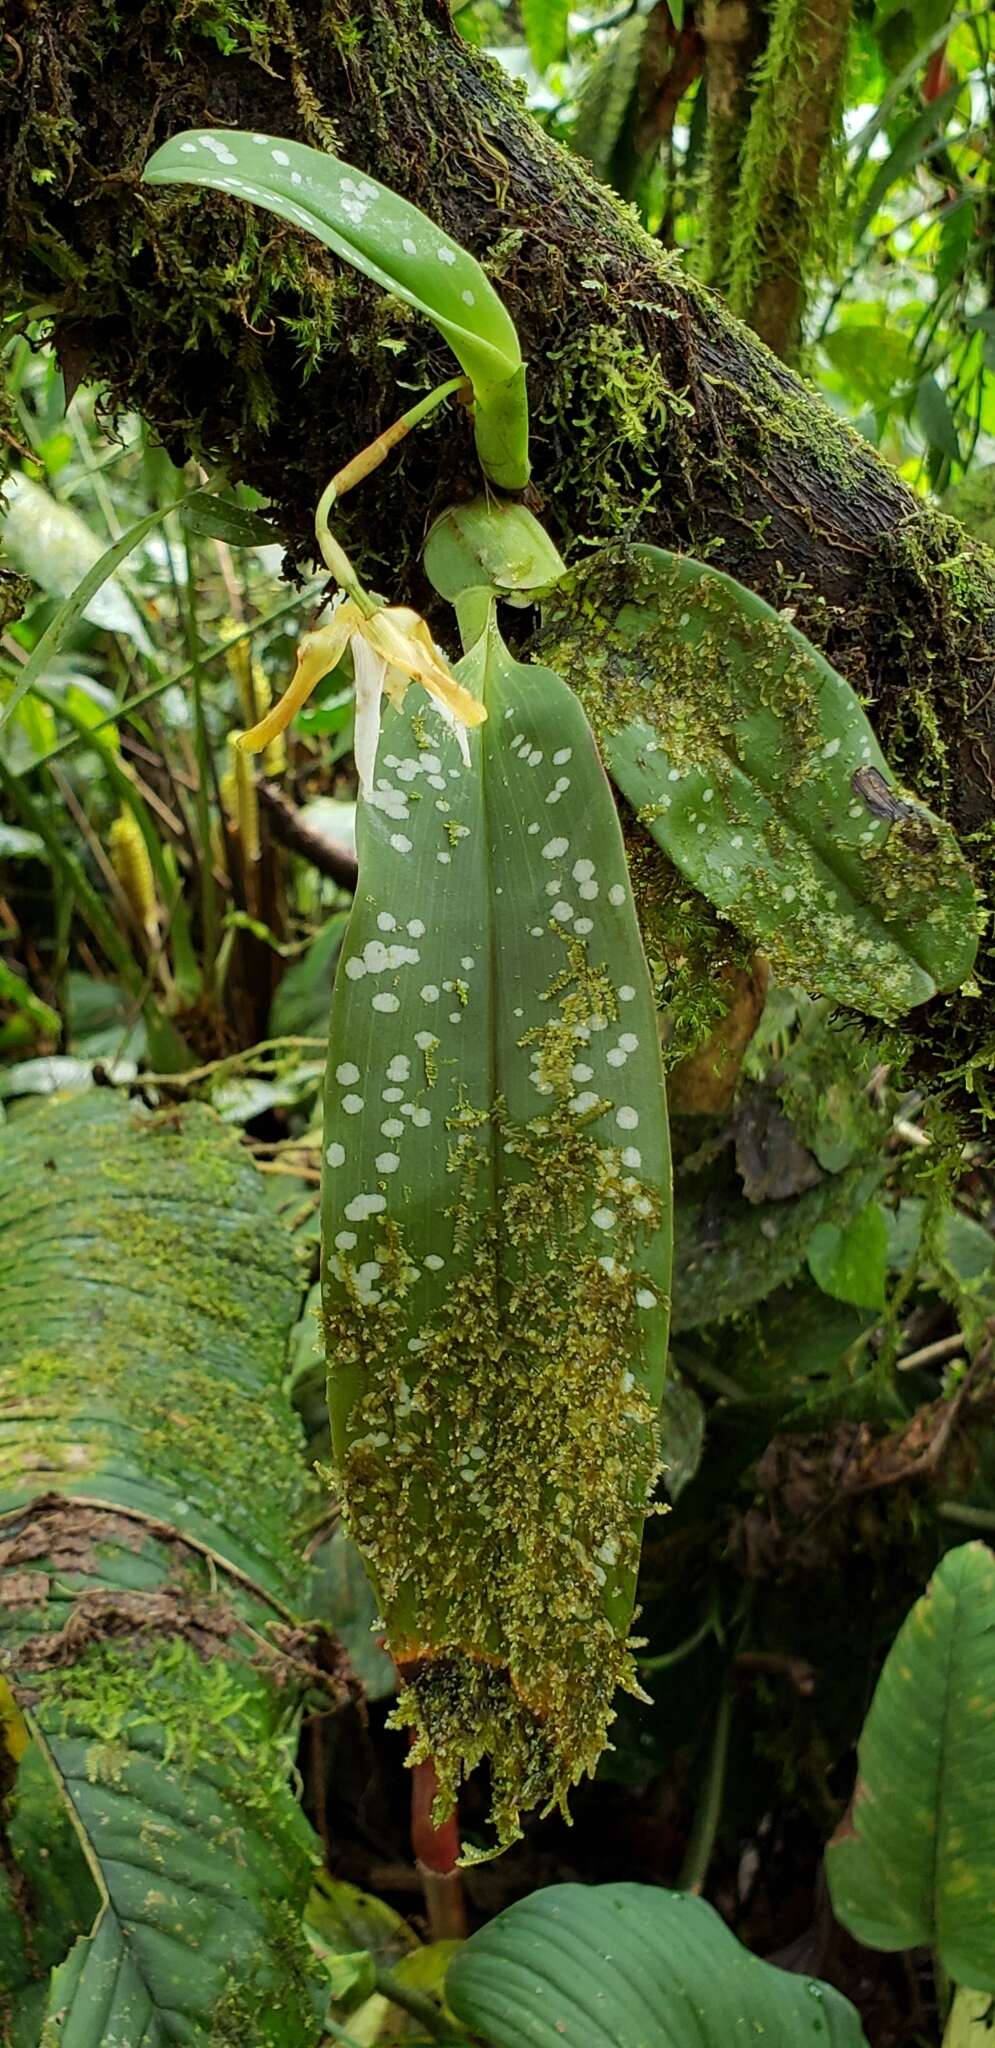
[
  {"x1": 313, "y1": 375, "x2": 469, "y2": 592},
  {"x1": 371, "y1": 1965, "x2": 465, "y2": 2042},
  {"x1": 679, "y1": 1685, "x2": 732, "y2": 1894},
  {"x1": 939, "y1": 1502, "x2": 995, "y2": 1533}
]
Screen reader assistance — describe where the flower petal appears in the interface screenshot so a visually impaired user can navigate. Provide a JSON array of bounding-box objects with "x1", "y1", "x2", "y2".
[
  {"x1": 236, "y1": 609, "x2": 354, "y2": 754},
  {"x1": 351, "y1": 633, "x2": 388, "y2": 799},
  {"x1": 365, "y1": 607, "x2": 486, "y2": 729}
]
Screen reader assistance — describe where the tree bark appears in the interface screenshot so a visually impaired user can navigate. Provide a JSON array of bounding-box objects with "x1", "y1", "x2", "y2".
[{"x1": 1, "y1": 0, "x2": 992, "y2": 1074}]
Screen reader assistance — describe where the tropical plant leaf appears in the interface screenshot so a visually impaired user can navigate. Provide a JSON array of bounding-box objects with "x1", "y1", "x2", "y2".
[
  {"x1": 571, "y1": 16, "x2": 648, "y2": 178},
  {"x1": 0, "y1": 1092, "x2": 328, "y2": 2043},
  {"x1": 0, "y1": 473, "x2": 154, "y2": 652},
  {"x1": 807, "y1": 1201, "x2": 888, "y2": 1310},
  {"x1": 180, "y1": 492, "x2": 281, "y2": 547},
  {"x1": 143, "y1": 134, "x2": 528, "y2": 490},
  {"x1": 269, "y1": 914, "x2": 350, "y2": 1039},
  {"x1": 672, "y1": 1157, "x2": 884, "y2": 1332},
  {"x1": 826, "y1": 1542, "x2": 995, "y2": 1989},
  {"x1": 538, "y1": 547, "x2": 979, "y2": 1020},
  {"x1": 520, "y1": 0, "x2": 570, "y2": 72},
  {"x1": 0, "y1": 488, "x2": 207, "y2": 738},
  {"x1": 321, "y1": 596, "x2": 671, "y2": 1853},
  {"x1": 446, "y1": 1883, "x2": 869, "y2": 2046}
]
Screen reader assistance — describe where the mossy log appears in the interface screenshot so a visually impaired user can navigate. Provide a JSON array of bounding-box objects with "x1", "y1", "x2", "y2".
[{"x1": 0, "y1": 0, "x2": 992, "y2": 1077}]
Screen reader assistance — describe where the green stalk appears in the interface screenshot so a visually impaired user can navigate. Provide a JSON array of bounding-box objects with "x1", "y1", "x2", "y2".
[
  {"x1": 679, "y1": 1686, "x2": 733, "y2": 1894},
  {"x1": 181, "y1": 531, "x2": 220, "y2": 997}
]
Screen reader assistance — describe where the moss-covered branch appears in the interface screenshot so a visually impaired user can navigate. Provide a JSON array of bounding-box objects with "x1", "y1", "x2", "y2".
[
  {"x1": 700, "y1": 0, "x2": 771, "y2": 290},
  {"x1": 724, "y1": 0, "x2": 854, "y2": 356}
]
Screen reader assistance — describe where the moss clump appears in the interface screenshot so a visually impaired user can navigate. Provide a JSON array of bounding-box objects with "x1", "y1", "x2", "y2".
[
  {"x1": 324, "y1": 1093, "x2": 665, "y2": 1853},
  {"x1": 723, "y1": 0, "x2": 853, "y2": 359}
]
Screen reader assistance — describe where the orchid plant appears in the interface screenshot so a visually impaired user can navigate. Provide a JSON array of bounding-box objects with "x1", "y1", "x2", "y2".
[{"x1": 142, "y1": 130, "x2": 980, "y2": 1856}]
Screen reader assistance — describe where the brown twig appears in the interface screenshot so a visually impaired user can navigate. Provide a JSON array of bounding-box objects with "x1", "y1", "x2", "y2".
[{"x1": 258, "y1": 778, "x2": 358, "y2": 888}]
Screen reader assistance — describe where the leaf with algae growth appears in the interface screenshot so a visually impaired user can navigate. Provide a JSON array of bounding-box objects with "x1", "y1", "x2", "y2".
[
  {"x1": 321, "y1": 595, "x2": 671, "y2": 1856},
  {"x1": 538, "y1": 546, "x2": 980, "y2": 1023},
  {"x1": 0, "y1": 1093, "x2": 327, "y2": 2044}
]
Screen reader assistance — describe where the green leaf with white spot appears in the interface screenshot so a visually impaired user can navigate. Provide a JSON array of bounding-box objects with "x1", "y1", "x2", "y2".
[
  {"x1": 445, "y1": 1883, "x2": 869, "y2": 2047},
  {"x1": 826, "y1": 1542, "x2": 995, "y2": 1989},
  {"x1": 538, "y1": 547, "x2": 980, "y2": 1021},
  {"x1": 142, "y1": 133, "x2": 529, "y2": 490},
  {"x1": 321, "y1": 601, "x2": 671, "y2": 1855}
]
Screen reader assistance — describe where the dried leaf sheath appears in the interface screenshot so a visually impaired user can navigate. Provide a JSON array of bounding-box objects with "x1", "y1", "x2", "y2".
[{"x1": 321, "y1": 607, "x2": 671, "y2": 1852}]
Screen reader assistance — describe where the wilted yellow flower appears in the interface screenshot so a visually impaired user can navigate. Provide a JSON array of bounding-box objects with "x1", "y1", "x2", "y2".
[{"x1": 235, "y1": 596, "x2": 484, "y2": 796}]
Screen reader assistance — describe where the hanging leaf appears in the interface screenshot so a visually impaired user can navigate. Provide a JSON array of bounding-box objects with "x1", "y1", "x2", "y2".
[
  {"x1": 826, "y1": 1542, "x2": 995, "y2": 1990},
  {"x1": 321, "y1": 597, "x2": 671, "y2": 1854},
  {"x1": 571, "y1": 16, "x2": 649, "y2": 179},
  {"x1": 521, "y1": 0, "x2": 570, "y2": 71},
  {"x1": 446, "y1": 1883, "x2": 869, "y2": 2046},
  {"x1": 143, "y1": 133, "x2": 529, "y2": 490},
  {"x1": 0, "y1": 473, "x2": 154, "y2": 652},
  {"x1": 916, "y1": 373, "x2": 961, "y2": 466},
  {"x1": 0, "y1": 491, "x2": 208, "y2": 738},
  {"x1": 181, "y1": 492, "x2": 281, "y2": 547},
  {"x1": 538, "y1": 546, "x2": 979, "y2": 1021},
  {"x1": 0, "y1": 1093, "x2": 328, "y2": 2043}
]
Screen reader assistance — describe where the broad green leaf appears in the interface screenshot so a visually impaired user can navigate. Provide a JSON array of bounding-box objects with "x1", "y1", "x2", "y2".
[
  {"x1": 807, "y1": 1202, "x2": 888, "y2": 1310},
  {"x1": 143, "y1": 133, "x2": 529, "y2": 490},
  {"x1": 0, "y1": 1093, "x2": 326, "y2": 2042},
  {"x1": 521, "y1": 0, "x2": 570, "y2": 71},
  {"x1": 672, "y1": 1157, "x2": 884, "y2": 1332},
  {"x1": 0, "y1": 472, "x2": 153, "y2": 652},
  {"x1": 826, "y1": 1543, "x2": 995, "y2": 1988},
  {"x1": 446, "y1": 1883, "x2": 869, "y2": 2047},
  {"x1": 538, "y1": 547, "x2": 979, "y2": 1020},
  {"x1": 917, "y1": 373, "x2": 962, "y2": 466},
  {"x1": 321, "y1": 601, "x2": 671, "y2": 1852},
  {"x1": 181, "y1": 491, "x2": 280, "y2": 547},
  {"x1": 64, "y1": 971, "x2": 148, "y2": 1063}
]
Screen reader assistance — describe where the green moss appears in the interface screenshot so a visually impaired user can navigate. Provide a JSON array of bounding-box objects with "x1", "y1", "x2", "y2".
[
  {"x1": 536, "y1": 323, "x2": 687, "y2": 539},
  {"x1": 621, "y1": 819, "x2": 755, "y2": 1069},
  {"x1": 724, "y1": 0, "x2": 853, "y2": 358},
  {"x1": 323, "y1": 1083, "x2": 666, "y2": 1852}
]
